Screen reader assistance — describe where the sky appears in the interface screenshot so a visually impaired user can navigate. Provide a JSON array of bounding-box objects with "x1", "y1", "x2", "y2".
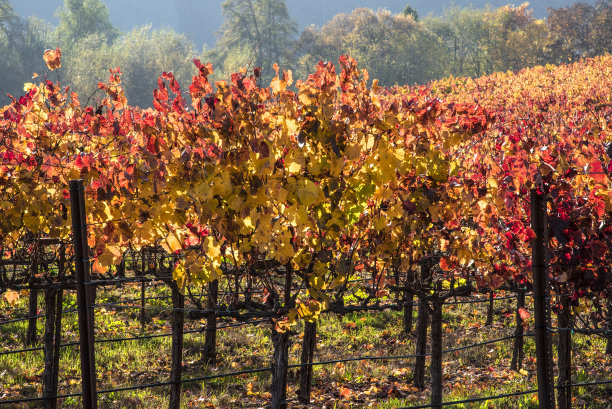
[{"x1": 13, "y1": 0, "x2": 596, "y2": 48}]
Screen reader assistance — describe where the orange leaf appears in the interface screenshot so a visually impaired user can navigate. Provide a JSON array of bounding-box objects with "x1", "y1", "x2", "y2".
[
  {"x1": 344, "y1": 322, "x2": 357, "y2": 330},
  {"x1": 518, "y1": 307, "x2": 531, "y2": 321},
  {"x1": 2, "y1": 290, "x2": 19, "y2": 305},
  {"x1": 339, "y1": 386, "x2": 351, "y2": 398},
  {"x1": 439, "y1": 257, "x2": 452, "y2": 271},
  {"x1": 274, "y1": 319, "x2": 291, "y2": 333},
  {"x1": 43, "y1": 47, "x2": 62, "y2": 71}
]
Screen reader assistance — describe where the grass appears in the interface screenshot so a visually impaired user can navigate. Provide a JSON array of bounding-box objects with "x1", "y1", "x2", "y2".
[{"x1": 1, "y1": 284, "x2": 610, "y2": 408}]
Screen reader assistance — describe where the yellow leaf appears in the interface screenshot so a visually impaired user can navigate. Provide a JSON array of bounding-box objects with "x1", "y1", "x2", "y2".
[
  {"x1": 449, "y1": 160, "x2": 460, "y2": 176},
  {"x1": 307, "y1": 155, "x2": 323, "y2": 175},
  {"x1": 173, "y1": 260, "x2": 187, "y2": 289},
  {"x1": 246, "y1": 382, "x2": 256, "y2": 395},
  {"x1": 330, "y1": 157, "x2": 344, "y2": 177},
  {"x1": 428, "y1": 204, "x2": 440, "y2": 222},
  {"x1": 284, "y1": 118, "x2": 298, "y2": 136},
  {"x1": 193, "y1": 181, "x2": 210, "y2": 197},
  {"x1": 23, "y1": 212, "x2": 42, "y2": 231},
  {"x1": 295, "y1": 178, "x2": 321, "y2": 207},
  {"x1": 286, "y1": 148, "x2": 305, "y2": 174},
  {"x1": 276, "y1": 187, "x2": 288, "y2": 203},
  {"x1": 329, "y1": 275, "x2": 346, "y2": 289},
  {"x1": 345, "y1": 143, "x2": 361, "y2": 160},
  {"x1": 228, "y1": 193, "x2": 244, "y2": 211},
  {"x1": 161, "y1": 232, "x2": 182, "y2": 253},
  {"x1": 313, "y1": 262, "x2": 327, "y2": 275},
  {"x1": 286, "y1": 205, "x2": 311, "y2": 227},
  {"x1": 272, "y1": 240, "x2": 294, "y2": 264},
  {"x1": 298, "y1": 92, "x2": 316, "y2": 106},
  {"x1": 487, "y1": 177, "x2": 498, "y2": 190},
  {"x1": 373, "y1": 216, "x2": 387, "y2": 231},
  {"x1": 204, "y1": 236, "x2": 221, "y2": 259},
  {"x1": 309, "y1": 275, "x2": 325, "y2": 290},
  {"x1": 98, "y1": 246, "x2": 122, "y2": 269},
  {"x1": 387, "y1": 203, "x2": 403, "y2": 219},
  {"x1": 211, "y1": 174, "x2": 232, "y2": 196}
]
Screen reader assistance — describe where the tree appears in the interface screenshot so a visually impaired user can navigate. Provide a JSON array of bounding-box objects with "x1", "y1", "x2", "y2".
[
  {"x1": 546, "y1": 0, "x2": 612, "y2": 62},
  {"x1": 484, "y1": 4, "x2": 550, "y2": 72},
  {"x1": 59, "y1": 24, "x2": 198, "y2": 108},
  {"x1": 592, "y1": 0, "x2": 612, "y2": 55},
  {"x1": 54, "y1": 0, "x2": 119, "y2": 49},
  {"x1": 294, "y1": 8, "x2": 444, "y2": 86},
  {"x1": 0, "y1": 0, "x2": 15, "y2": 34},
  {"x1": 402, "y1": 5, "x2": 419, "y2": 21},
  {"x1": 0, "y1": 1, "x2": 52, "y2": 101},
  {"x1": 547, "y1": 2, "x2": 597, "y2": 62},
  {"x1": 60, "y1": 32, "x2": 114, "y2": 103},
  {"x1": 0, "y1": 0, "x2": 17, "y2": 101},
  {"x1": 424, "y1": 7, "x2": 491, "y2": 77},
  {"x1": 213, "y1": 0, "x2": 297, "y2": 82},
  {"x1": 424, "y1": 3, "x2": 550, "y2": 78},
  {"x1": 109, "y1": 26, "x2": 197, "y2": 107}
]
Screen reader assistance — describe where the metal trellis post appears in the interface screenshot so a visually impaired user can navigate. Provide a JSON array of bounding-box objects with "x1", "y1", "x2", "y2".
[
  {"x1": 70, "y1": 179, "x2": 98, "y2": 409},
  {"x1": 530, "y1": 189, "x2": 555, "y2": 409}
]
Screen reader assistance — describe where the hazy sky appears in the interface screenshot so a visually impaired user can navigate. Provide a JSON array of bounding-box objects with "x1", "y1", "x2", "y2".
[{"x1": 14, "y1": 0, "x2": 596, "y2": 48}]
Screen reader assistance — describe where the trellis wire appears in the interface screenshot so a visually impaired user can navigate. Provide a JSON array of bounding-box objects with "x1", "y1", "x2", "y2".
[
  {"x1": 0, "y1": 249, "x2": 607, "y2": 409},
  {"x1": 1, "y1": 373, "x2": 608, "y2": 407},
  {"x1": 0, "y1": 319, "x2": 269, "y2": 356},
  {"x1": 0, "y1": 308, "x2": 77, "y2": 325},
  {"x1": 396, "y1": 389, "x2": 539, "y2": 409},
  {"x1": 0, "y1": 317, "x2": 608, "y2": 407}
]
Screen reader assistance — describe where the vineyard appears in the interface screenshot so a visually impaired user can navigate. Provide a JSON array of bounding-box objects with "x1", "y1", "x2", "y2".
[{"x1": 0, "y1": 50, "x2": 611, "y2": 408}]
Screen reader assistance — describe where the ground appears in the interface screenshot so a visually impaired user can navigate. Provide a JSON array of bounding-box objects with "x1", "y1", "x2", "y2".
[{"x1": 1, "y1": 283, "x2": 610, "y2": 408}]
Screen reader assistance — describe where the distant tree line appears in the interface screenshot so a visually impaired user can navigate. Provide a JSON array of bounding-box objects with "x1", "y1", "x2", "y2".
[{"x1": 1, "y1": 0, "x2": 610, "y2": 107}]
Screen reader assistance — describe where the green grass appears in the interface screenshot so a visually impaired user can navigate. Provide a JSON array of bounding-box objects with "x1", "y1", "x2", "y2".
[{"x1": 1, "y1": 285, "x2": 610, "y2": 408}]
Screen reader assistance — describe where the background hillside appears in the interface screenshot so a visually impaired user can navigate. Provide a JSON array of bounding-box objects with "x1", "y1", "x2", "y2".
[
  {"x1": 2, "y1": 0, "x2": 609, "y2": 108},
  {"x1": 14, "y1": 0, "x2": 596, "y2": 48}
]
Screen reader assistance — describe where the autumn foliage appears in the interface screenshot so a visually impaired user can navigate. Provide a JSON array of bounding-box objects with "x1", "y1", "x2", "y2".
[
  {"x1": 1, "y1": 50, "x2": 610, "y2": 328},
  {"x1": 426, "y1": 57, "x2": 612, "y2": 312}
]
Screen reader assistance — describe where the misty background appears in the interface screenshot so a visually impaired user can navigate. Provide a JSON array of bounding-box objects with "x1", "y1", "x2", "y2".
[
  {"x1": 1, "y1": 0, "x2": 610, "y2": 107},
  {"x1": 13, "y1": 0, "x2": 595, "y2": 48}
]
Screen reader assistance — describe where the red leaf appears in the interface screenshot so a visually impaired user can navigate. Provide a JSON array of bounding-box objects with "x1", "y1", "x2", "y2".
[
  {"x1": 147, "y1": 135, "x2": 158, "y2": 154},
  {"x1": 193, "y1": 59, "x2": 213, "y2": 76},
  {"x1": 74, "y1": 155, "x2": 84, "y2": 170},
  {"x1": 589, "y1": 160, "x2": 608, "y2": 184}
]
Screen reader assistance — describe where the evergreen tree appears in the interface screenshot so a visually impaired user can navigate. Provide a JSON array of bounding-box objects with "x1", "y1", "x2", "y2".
[{"x1": 402, "y1": 5, "x2": 419, "y2": 21}]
